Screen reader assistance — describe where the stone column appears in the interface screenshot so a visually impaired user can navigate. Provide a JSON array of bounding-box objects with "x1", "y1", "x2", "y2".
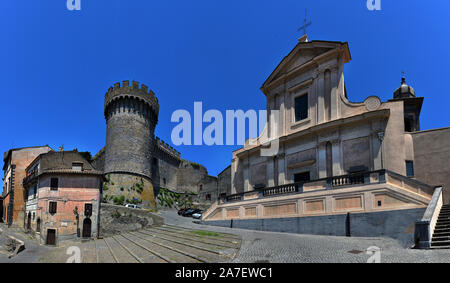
[
  {"x1": 318, "y1": 143, "x2": 327, "y2": 178},
  {"x1": 243, "y1": 157, "x2": 251, "y2": 192},
  {"x1": 266, "y1": 156, "x2": 275, "y2": 187},
  {"x1": 277, "y1": 153, "x2": 286, "y2": 186},
  {"x1": 330, "y1": 66, "x2": 339, "y2": 120},
  {"x1": 331, "y1": 139, "x2": 342, "y2": 176},
  {"x1": 372, "y1": 132, "x2": 383, "y2": 170},
  {"x1": 316, "y1": 71, "x2": 325, "y2": 124},
  {"x1": 230, "y1": 159, "x2": 237, "y2": 195}
]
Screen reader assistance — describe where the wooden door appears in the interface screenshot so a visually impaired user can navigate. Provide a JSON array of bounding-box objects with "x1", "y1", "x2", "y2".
[
  {"x1": 46, "y1": 229, "x2": 56, "y2": 245},
  {"x1": 82, "y1": 218, "x2": 91, "y2": 238}
]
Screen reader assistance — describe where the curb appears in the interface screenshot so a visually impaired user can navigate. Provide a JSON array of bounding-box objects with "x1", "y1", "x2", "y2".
[{"x1": 0, "y1": 227, "x2": 26, "y2": 258}]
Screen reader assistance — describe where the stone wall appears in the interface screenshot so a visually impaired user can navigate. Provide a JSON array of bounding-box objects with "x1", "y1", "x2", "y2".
[
  {"x1": 102, "y1": 173, "x2": 156, "y2": 208},
  {"x1": 176, "y1": 160, "x2": 213, "y2": 194},
  {"x1": 99, "y1": 203, "x2": 163, "y2": 237},
  {"x1": 204, "y1": 208, "x2": 425, "y2": 247},
  {"x1": 218, "y1": 166, "x2": 231, "y2": 198},
  {"x1": 412, "y1": 127, "x2": 450, "y2": 204}
]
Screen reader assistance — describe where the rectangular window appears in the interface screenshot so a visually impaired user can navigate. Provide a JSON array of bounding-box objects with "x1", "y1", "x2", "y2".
[
  {"x1": 49, "y1": 202, "x2": 57, "y2": 214},
  {"x1": 50, "y1": 178, "x2": 59, "y2": 191},
  {"x1": 72, "y1": 162, "x2": 83, "y2": 172},
  {"x1": 294, "y1": 93, "x2": 308, "y2": 122},
  {"x1": 85, "y1": 203, "x2": 92, "y2": 217},
  {"x1": 406, "y1": 161, "x2": 414, "y2": 177},
  {"x1": 294, "y1": 172, "x2": 311, "y2": 183}
]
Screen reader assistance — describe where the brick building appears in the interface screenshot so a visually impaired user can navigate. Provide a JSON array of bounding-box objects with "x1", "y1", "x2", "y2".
[
  {"x1": 0, "y1": 195, "x2": 3, "y2": 222},
  {"x1": 2, "y1": 146, "x2": 52, "y2": 227},
  {"x1": 23, "y1": 150, "x2": 103, "y2": 245}
]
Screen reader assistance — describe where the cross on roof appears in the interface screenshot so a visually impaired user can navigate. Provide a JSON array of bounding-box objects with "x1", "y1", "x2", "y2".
[{"x1": 298, "y1": 8, "x2": 312, "y2": 35}]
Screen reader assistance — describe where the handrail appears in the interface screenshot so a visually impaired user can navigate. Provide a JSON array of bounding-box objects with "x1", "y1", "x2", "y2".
[
  {"x1": 201, "y1": 200, "x2": 219, "y2": 220},
  {"x1": 415, "y1": 186, "x2": 443, "y2": 249}
]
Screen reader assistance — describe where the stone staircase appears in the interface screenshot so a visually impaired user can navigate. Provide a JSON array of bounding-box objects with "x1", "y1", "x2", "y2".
[
  {"x1": 41, "y1": 224, "x2": 241, "y2": 263},
  {"x1": 431, "y1": 204, "x2": 450, "y2": 249}
]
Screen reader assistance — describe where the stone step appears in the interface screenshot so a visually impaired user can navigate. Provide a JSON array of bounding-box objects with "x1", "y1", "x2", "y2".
[
  {"x1": 135, "y1": 230, "x2": 221, "y2": 263},
  {"x1": 149, "y1": 226, "x2": 240, "y2": 248},
  {"x1": 94, "y1": 239, "x2": 116, "y2": 263},
  {"x1": 104, "y1": 237, "x2": 139, "y2": 263},
  {"x1": 81, "y1": 241, "x2": 97, "y2": 263},
  {"x1": 163, "y1": 224, "x2": 241, "y2": 241},
  {"x1": 431, "y1": 240, "x2": 450, "y2": 247},
  {"x1": 125, "y1": 232, "x2": 199, "y2": 263},
  {"x1": 112, "y1": 234, "x2": 167, "y2": 263},
  {"x1": 435, "y1": 223, "x2": 450, "y2": 228},
  {"x1": 111, "y1": 235, "x2": 147, "y2": 263},
  {"x1": 433, "y1": 228, "x2": 450, "y2": 233},
  {"x1": 433, "y1": 231, "x2": 450, "y2": 237},
  {"x1": 143, "y1": 229, "x2": 237, "y2": 259},
  {"x1": 432, "y1": 236, "x2": 450, "y2": 242},
  {"x1": 431, "y1": 246, "x2": 450, "y2": 250}
]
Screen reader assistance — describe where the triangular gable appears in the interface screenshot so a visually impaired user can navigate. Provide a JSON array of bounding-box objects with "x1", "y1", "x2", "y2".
[{"x1": 261, "y1": 39, "x2": 351, "y2": 93}]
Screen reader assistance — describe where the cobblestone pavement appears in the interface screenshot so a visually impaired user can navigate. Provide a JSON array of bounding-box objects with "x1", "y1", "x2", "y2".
[{"x1": 158, "y1": 210, "x2": 450, "y2": 263}]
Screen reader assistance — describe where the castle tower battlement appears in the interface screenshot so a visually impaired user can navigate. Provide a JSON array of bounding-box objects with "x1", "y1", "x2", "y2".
[
  {"x1": 155, "y1": 137, "x2": 181, "y2": 159},
  {"x1": 104, "y1": 80, "x2": 159, "y2": 180},
  {"x1": 104, "y1": 80, "x2": 159, "y2": 121}
]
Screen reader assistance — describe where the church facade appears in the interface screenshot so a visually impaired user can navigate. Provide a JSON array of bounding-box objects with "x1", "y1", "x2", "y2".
[{"x1": 202, "y1": 36, "x2": 450, "y2": 245}]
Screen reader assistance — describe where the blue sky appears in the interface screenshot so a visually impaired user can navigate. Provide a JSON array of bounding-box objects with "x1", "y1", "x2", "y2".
[{"x1": 1, "y1": 0, "x2": 449, "y2": 179}]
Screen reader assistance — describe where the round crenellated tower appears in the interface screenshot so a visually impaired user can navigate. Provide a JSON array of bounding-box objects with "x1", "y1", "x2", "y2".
[{"x1": 103, "y1": 80, "x2": 159, "y2": 207}]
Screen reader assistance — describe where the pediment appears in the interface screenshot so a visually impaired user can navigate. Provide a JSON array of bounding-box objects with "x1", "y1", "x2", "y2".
[{"x1": 261, "y1": 40, "x2": 351, "y2": 93}]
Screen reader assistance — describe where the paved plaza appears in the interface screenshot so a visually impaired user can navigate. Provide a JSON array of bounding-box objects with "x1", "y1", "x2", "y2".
[{"x1": 1, "y1": 210, "x2": 450, "y2": 263}]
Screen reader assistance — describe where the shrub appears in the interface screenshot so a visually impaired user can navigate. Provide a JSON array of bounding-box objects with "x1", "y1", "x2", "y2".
[{"x1": 112, "y1": 210, "x2": 121, "y2": 218}]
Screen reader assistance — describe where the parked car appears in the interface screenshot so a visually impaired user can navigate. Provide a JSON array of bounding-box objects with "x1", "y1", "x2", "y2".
[
  {"x1": 192, "y1": 211, "x2": 203, "y2": 219},
  {"x1": 182, "y1": 209, "x2": 201, "y2": 217},
  {"x1": 178, "y1": 208, "x2": 190, "y2": 215},
  {"x1": 125, "y1": 204, "x2": 141, "y2": 209}
]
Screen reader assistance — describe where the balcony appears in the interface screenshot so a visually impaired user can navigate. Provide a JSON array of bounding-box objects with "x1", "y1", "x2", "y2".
[
  {"x1": 23, "y1": 170, "x2": 38, "y2": 186},
  {"x1": 206, "y1": 169, "x2": 435, "y2": 222}
]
